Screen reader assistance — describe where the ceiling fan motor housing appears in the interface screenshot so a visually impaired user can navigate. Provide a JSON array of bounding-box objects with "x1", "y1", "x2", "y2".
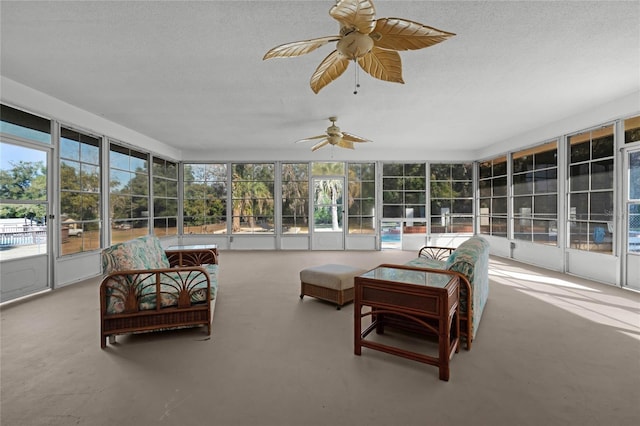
[
  {"x1": 336, "y1": 31, "x2": 374, "y2": 59},
  {"x1": 327, "y1": 124, "x2": 343, "y2": 145}
]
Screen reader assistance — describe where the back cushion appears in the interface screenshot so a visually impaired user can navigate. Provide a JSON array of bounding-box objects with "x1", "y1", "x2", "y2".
[
  {"x1": 445, "y1": 236, "x2": 489, "y2": 282},
  {"x1": 102, "y1": 235, "x2": 169, "y2": 274},
  {"x1": 133, "y1": 235, "x2": 170, "y2": 269}
]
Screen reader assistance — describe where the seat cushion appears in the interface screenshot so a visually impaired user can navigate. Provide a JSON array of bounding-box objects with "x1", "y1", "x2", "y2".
[
  {"x1": 404, "y1": 257, "x2": 446, "y2": 269},
  {"x1": 300, "y1": 264, "x2": 367, "y2": 290}
]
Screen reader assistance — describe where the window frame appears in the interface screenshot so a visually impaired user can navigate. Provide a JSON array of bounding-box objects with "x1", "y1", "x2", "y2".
[
  {"x1": 231, "y1": 163, "x2": 275, "y2": 234},
  {"x1": 59, "y1": 126, "x2": 102, "y2": 255},
  {"x1": 478, "y1": 156, "x2": 508, "y2": 238},
  {"x1": 567, "y1": 124, "x2": 615, "y2": 253},
  {"x1": 183, "y1": 162, "x2": 228, "y2": 235},
  {"x1": 108, "y1": 142, "x2": 150, "y2": 244},
  {"x1": 347, "y1": 162, "x2": 376, "y2": 235},
  {"x1": 151, "y1": 156, "x2": 178, "y2": 237},
  {"x1": 281, "y1": 162, "x2": 309, "y2": 235},
  {"x1": 429, "y1": 162, "x2": 474, "y2": 234},
  {"x1": 511, "y1": 140, "x2": 559, "y2": 246}
]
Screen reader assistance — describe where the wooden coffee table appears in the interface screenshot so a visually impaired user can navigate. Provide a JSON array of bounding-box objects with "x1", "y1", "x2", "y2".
[{"x1": 354, "y1": 264, "x2": 460, "y2": 381}]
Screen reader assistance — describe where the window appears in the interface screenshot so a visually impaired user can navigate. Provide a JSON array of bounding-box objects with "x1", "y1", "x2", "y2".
[
  {"x1": 382, "y1": 163, "x2": 426, "y2": 235},
  {"x1": 1, "y1": 104, "x2": 51, "y2": 144},
  {"x1": 479, "y1": 156, "x2": 508, "y2": 237},
  {"x1": 232, "y1": 163, "x2": 274, "y2": 234},
  {"x1": 152, "y1": 157, "x2": 178, "y2": 237},
  {"x1": 311, "y1": 162, "x2": 344, "y2": 176},
  {"x1": 430, "y1": 163, "x2": 474, "y2": 233},
  {"x1": 183, "y1": 163, "x2": 227, "y2": 234},
  {"x1": 625, "y1": 115, "x2": 640, "y2": 144},
  {"x1": 348, "y1": 163, "x2": 375, "y2": 235},
  {"x1": 109, "y1": 144, "x2": 149, "y2": 243},
  {"x1": 512, "y1": 141, "x2": 558, "y2": 245},
  {"x1": 59, "y1": 127, "x2": 101, "y2": 255},
  {"x1": 382, "y1": 162, "x2": 426, "y2": 218},
  {"x1": 281, "y1": 163, "x2": 309, "y2": 234},
  {"x1": 568, "y1": 125, "x2": 614, "y2": 253}
]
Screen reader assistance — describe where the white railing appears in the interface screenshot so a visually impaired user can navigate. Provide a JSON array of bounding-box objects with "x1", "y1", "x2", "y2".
[{"x1": 0, "y1": 229, "x2": 47, "y2": 246}]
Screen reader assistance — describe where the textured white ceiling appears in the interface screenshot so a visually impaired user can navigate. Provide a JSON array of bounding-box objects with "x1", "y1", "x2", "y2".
[{"x1": 1, "y1": 1, "x2": 638, "y2": 160}]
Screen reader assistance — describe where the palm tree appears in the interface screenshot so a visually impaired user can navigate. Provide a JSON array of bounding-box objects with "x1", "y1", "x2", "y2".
[
  {"x1": 312, "y1": 162, "x2": 344, "y2": 231},
  {"x1": 231, "y1": 164, "x2": 274, "y2": 233},
  {"x1": 281, "y1": 164, "x2": 308, "y2": 230}
]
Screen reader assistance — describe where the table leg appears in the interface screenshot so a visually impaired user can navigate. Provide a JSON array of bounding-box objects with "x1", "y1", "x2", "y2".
[
  {"x1": 439, "y1": 310, "x2": 451, "y2": 381},
  {"x1": 354, "y1": 300, "x2": 362, "y2": 356}
]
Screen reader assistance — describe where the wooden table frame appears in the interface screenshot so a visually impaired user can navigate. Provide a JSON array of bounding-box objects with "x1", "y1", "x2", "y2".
[
  {"x1": 354, "y1": 264, "x2": 460, "y2": 381},
  {"x1": 165, "y1": 244, "x2": 218, "y2": 267}
]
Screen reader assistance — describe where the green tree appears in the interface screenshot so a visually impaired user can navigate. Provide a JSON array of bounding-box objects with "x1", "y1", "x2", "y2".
[
  {"x1": 232, "y1": 164, "x2": 274, "y2": 232},
  {"x1": 109, "y1": 168, "x2": 148, "y2": 227},
  {"x1": 282, "y1": 164, "x2": 308, "y2": 228},
  {"x1": 183, "y1": 164, "x2": 227, "y2": 232},
  {"x1": 0, "y1": 160, "x2": 47, "y2": 219},
  {"x1": 0, "y1": 160, "x2": 46, "y2": 200},
  {"x1": 312, "y1": 162, "x2": 344, "y2": 231},
  {"x1": 59, "y1": 162, "x2": 100, "y2": 221}
]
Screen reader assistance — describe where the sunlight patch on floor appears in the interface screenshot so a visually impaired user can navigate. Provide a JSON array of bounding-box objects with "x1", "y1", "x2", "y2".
[
  {"x1": 489, "y1": 267, "x2": 640, "y2": 337},
  {"x1": 489, "y1": 269, "x2": 597, "y2": 291}
]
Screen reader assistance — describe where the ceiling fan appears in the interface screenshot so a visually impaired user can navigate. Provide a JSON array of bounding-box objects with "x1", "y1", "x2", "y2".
[
  {"x1": 263, "y1": 0, "x2": 456, "y2": 93},
  {"x1": 296, "y1": 117, "x2": 371, "y2": 152}
]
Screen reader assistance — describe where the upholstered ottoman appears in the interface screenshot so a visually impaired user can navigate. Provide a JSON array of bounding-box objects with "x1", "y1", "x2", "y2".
[{"x1": 299, "y1": 264, "x2": 367, "y2": 310}]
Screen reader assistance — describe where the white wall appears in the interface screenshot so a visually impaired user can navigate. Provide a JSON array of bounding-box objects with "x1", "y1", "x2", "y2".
[
  {"x1": 477, "y1": 90, "x2": 640, "y2": 160},
  {"x1": 1, "y1": 77, "x2": 181, "y2": 160}
]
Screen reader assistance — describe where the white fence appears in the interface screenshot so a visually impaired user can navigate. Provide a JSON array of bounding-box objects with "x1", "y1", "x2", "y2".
[{"x1": 0, "y1": 227, "x2": 47, "y2": 246}]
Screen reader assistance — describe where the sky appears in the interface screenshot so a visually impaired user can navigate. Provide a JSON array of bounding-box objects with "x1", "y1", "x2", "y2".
[
  {"x1": 0, "y1": 142, "x2": 47, "y2": 172},
  {"x1": 0, "y1": 122, "x2": 50, "y2": 171}
]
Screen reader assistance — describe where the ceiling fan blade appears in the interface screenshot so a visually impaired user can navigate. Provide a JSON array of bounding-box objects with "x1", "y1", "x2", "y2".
[
  {"x1": 330, "y1": 0, "x2": 377, "y2": 35},
  {"x1": 371, "y1": 18, "x2": 456, "y2": 51},
  {"x1": 357, "y1": 47, "x2": 404, "y2": 83},
  {"x1": 341, "y1": 132, "x2": 371, "y2": 143},
  {"x1": 295, "y1": 135, "x2": 327, "y2": 143},
  {"x1": 310, "y1": 50, "x2": 350, "y2": 93},
  {"x1": 337, "y1": 140, "x2": 356, "y2": 150},
  {"x1": 311, "y1": 140, "x2": 330, "y2": 152},
  {"x1": 263, "y1": 36, "x2": 341, "y2": 60}
]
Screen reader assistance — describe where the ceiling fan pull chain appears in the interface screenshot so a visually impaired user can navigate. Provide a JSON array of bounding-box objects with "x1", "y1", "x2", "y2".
[{"x1": 353, "y1": 60, "x2": 360, "y2": 95}]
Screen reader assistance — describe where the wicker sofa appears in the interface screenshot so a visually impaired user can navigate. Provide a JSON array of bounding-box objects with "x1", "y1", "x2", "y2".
[
  {"x1": 99, "y1": 235, "x2": 218, "y2": 349},
  {"x1": 404, "y1": 235, "x2": 490, "y2": 350}
]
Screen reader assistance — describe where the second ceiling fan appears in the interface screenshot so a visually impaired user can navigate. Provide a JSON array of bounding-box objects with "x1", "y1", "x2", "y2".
[{"x1": 296, "y1": 117, "x2": 371, "y2": 152}]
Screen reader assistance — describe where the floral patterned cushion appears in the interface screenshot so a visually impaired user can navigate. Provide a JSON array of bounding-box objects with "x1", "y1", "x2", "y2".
[
  {"x1": 445, "y1": 236, "x2": 490, "y2": 338},
  {"x1": 101, "y1": 235, "x2": 170, "y2": 273}
]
